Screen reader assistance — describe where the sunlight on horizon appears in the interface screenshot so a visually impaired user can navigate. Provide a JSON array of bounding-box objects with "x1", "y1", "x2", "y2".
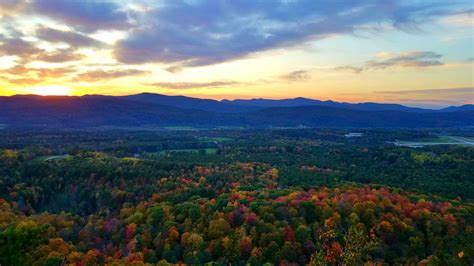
[
  {"x1": 0, "y1": 0, "x2": 472, "y2": 107},
  {"x1": 25, "y1": 86, "x2": 73, "y2": 96}
]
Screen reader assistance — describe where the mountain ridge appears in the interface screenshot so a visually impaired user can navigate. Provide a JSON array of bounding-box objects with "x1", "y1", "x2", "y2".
[
  {"x1": 3, "y1": 93, "x2": 471, "y2": 112},
  {"x1": 221, "y1": 97, "x2": 432, "y2": 112},
  {"x1": 0, "y1": 93, "x2": 472, "y2": 129}
]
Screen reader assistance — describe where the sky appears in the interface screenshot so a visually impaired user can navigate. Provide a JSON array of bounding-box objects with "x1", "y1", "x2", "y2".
[{"x1": 0, "y1": 0, "x2": 473, "y2": 108}]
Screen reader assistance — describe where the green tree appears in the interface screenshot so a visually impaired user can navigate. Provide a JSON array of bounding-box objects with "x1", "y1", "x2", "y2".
[{"x1": 0, "y1": 222, "x2": 49, "y2": 266}]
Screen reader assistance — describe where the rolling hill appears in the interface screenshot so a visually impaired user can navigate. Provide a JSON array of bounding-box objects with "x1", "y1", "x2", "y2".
[
  {"x1": 222, "y1": 97, "x2": 431, "y2": 112},
  {"x1": 0, "y1": 94, "x2": 472, "y2": 129}
]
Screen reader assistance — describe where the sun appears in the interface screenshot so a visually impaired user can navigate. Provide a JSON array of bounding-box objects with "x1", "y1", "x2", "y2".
[{"x1": 26, "y1": 86, "x2": 73, "y2": 96}]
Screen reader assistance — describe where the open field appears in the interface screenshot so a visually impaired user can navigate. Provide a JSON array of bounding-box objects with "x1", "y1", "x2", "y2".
[
  {"x1": 394, "y1": 136, "x2": 474, "y2": 147},
  {"x1": 198, "y1": 136, "x2": 234, "y2": 142},
  {"x1": 163, "y1": 126, "x2": 199, "y2": 131},
  {"x1": 157, "y1": 148, "x2": 218, "y2": 155}
]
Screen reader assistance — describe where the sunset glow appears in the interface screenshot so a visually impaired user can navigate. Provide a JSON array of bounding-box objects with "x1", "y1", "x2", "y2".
[
  {"x1": 0, "y1": 2, "x2": 473, "y2": 264},
  {"x1": 26, "y1": 85, "x2": 72, "y2": 96},
  {"x1": 0, "y1": 0, "x2": 472, "y2": 107}
]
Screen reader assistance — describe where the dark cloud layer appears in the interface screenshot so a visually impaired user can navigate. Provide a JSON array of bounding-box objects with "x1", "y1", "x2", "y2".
[
  {"x1": 2, "y1": 0, "x2": 464, "y2": 71},
  {"x1": 0, "y1": 38, "x2": 43, "y2": 57},
  {"x1": 0, "y1": 0, "x2": 29, "y2": 16},
  {"x1": 114, "y1": 0, "x2": 454, "y2": 67},
  {"x1": 32, "y1": 0, "x2": 131, "y2": 31},
  {"x1": 36, "y1": 27, "x2": 103, "y2": 47},
  {"x1": 36, "y1": 50, "x2": 84, "y2": 63},
  {"x1": 0, "y1": 38, "x2": 84, "y2": 63}
]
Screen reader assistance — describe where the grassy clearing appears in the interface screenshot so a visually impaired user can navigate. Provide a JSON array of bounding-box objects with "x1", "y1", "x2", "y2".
[
  {"x1": 198, "y1": 137, "x2": 234, "y2": 142},
  {"x1": 163, "y1": 126, "x2": 198, "y2": 131},
  {"x1": 394, "y1": 136, "x2": 474, "y2": 147},
  {"x1": 215, "y1": 126, "x2": 246, "y2": 130},
  {"x1": 157, "y1": 148, "x2": 218, "y2": 155}
]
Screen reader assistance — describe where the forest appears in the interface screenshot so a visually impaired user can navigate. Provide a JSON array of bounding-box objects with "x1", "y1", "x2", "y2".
[{"x1": 0, "y1": 129, "x2": 473, "y2": 265}]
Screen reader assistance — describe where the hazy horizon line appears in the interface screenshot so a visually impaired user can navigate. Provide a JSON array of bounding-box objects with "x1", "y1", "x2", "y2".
[{"x1": 3, "y1": 92, "x2": 472, "y2": 110}]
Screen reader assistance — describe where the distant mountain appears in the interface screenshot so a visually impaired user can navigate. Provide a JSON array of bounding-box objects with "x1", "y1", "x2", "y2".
[
  {"x1": 121, "y1": 93, "x2": 437, "y2": 112},
  {"x1": 120, "y1": 93, "x2": 259, "y2": 112},
  {"x1": 0, "y1": 95, "x2": 222, "y2": 128},
  {"x1": 0, "y1": 94, "x2": 472, "y2": 129},
  {"x1": 244, "y1": 106, "x2": 474, "y2": 128},
  {"x1": 222, "y1": 97, "x2": 326, "y2": 107},
  {"x1": 439, "y1": 104, "x2": 474, "y2": 112},
  {"x1": 222, "y1": 97, "x2": 429, "y2": 112}
]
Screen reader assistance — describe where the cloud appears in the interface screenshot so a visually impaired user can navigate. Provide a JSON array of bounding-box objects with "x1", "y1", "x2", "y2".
[
  {"x1": 0, "y1": 38, "x2": 84, "y2": 63},
  {"x1": 36, "y1": 27, "x2": 104, "y2": 47},
  {"x1": 0, "y1": 39, "x2": 83, "y2": 64},
  {"x1": 114, "y1": 0, "x2": 455, "y2": 67},
  {"x1": 0, "y1": 38, "x2": 43, "y2": 57},
  {"x1": 335, "y1": 51, "x2": 444, "y2": 73},
  {"x1": 441, "y1": 9, "x2": 473, "y2": 27},
  {"x1": 36, "y1": 49, "x2": 84, "y2": 63},
  {"x1": 3, "y1": 65, "x2": 30, "y2": 75},
  {"x1": 72, "y1": 69, "x2": 149, "y2": 82},
  {"x1": 366, "y1": 51, "x2": 443, "y2": 69},
  {"x1": 373, "y1": 87, "x2": 474, "y2": 108},
  {"x1": 145, "y1": 81, "x2": 241, "y2": 90},
  {"x1": 279, "y1": 70, "x2": 311, "y2": 82},
  {"x1": 0, "y1": 38, "x2": 86, "y2": 67},
  {"x1": 375, "y1": 87, "x2": 474, "y2": 95},
  {"x1": 34, "y1": 67, "x2": 77, "y2": 78},
  {"x1": 0, "y1": 76, "x2": 42, "y2": 85},
  {"x1": 32, "y1": 0, "x2": 131, "y2": 31},
  {"x1": 165, "y1": 66, "x2": 184, "y2": 73},
  {"x1": 0, "y1": 0, "x2": 29, "y2": 17},
  {"x1": 2, "y1": 65, "x2": 77, "y2": 80},
  {"x1": 387, "y1": 98, "x2": 465, "y2": 108},
  {"x1": 334, "y1": 65, "x2": 364, "y2": 74}
]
